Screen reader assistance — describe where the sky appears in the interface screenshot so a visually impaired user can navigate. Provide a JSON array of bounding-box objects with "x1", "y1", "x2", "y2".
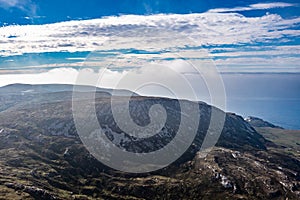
[{"x1": 0, "y1": 0, "x2": 299, "y2": 89}]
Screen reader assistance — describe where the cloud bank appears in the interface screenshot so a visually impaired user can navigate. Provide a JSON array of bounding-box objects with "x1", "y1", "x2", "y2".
[
  {"x1": 0, "y1": 1, "x2": 299, "y2": 77},
  {"x1": 0, "y1": 12, "x2": 299, "y2": 56},
  {"x1": 208, "y1": 2, "x2": 296, "y2": 13}
]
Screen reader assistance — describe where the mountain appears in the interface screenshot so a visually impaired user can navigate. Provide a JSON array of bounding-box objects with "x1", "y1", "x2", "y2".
[{"x1": 0, "y1": 84, "x2": 299, "y2": 199}]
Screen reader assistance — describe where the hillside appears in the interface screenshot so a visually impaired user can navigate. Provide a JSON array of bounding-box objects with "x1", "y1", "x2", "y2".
[{"x1": 0, "y1": 84, "x2": 299, "y2": 199}]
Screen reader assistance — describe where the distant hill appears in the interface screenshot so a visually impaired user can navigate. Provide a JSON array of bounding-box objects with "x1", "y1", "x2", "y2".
[
  {"x1": 0, "y1": 84, "x2": 138, "y2": 113},
  {"x1": 0, "y1": 83, "x2": 137, "y2": 96}
]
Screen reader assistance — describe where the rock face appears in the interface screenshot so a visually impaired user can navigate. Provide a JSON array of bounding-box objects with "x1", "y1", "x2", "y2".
[
  {"x1": 0, "y1": 84, "x2": 299, "y2": 199},
  {"x1": 245, "y1": 116, "x2": 283, "y2": 129}
]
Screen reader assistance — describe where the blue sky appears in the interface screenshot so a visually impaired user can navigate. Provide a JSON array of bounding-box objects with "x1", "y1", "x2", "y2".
[
  {"x1": 0, "y1": 0, "x2": 299, "y2": 25},
  {"x1": 0, "y1": 0, "x2": 299, "y2": 87}
]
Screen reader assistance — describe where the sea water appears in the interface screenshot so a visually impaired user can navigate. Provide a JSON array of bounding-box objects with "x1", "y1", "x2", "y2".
[{"x1": 222, "y1": 73, "x2": 300, "y2": 130}]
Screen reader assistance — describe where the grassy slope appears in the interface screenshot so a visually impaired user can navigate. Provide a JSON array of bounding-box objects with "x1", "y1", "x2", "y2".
[{"x1": 254, "y1": 127, "x2": 300, "y2": 160}]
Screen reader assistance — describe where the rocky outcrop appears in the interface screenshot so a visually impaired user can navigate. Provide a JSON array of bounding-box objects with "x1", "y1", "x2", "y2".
[{"x1": 245, "y1": 116, "x2": 283, "y2": 129}]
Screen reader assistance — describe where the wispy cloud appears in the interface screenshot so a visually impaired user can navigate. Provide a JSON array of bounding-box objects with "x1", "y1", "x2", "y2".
[
  {"x1": 0, "y1": 12, "x2": 299, "y2": 56},
  {"x1": 210, "y1": 45, "x2": 300, "y2": 58},
  {"x1": 0, "y1": 3, "x2": 299, "y2": 74},
  {"x1": 0, "y1": 0, "x2": 37, "y2": 16},
  {"x1": 208, "y1": 2, "x2": 296, "y2": 13}
]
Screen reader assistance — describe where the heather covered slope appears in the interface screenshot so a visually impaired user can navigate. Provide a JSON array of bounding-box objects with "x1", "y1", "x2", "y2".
[
  {"x1": 247, "y1": 116, "x2": 300, "y2": 158},
  {"x1": 0, "y1": 84, "x2": 299, "y2": 199}
]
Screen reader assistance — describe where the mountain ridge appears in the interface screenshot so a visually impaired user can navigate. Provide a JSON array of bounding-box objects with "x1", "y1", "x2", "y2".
[{"x1": 0, "y1": 84, "x2": 299, "y2": 199}]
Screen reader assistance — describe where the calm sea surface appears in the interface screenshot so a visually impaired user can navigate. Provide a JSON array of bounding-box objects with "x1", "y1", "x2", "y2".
[{"x1": 222, "y1": 73, "x2": 300, "y2": 130}]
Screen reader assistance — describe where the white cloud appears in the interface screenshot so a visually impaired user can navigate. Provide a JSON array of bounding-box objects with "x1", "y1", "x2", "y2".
[
  {"x1": 215, "y1": 56, "x2": 300, "y2": 73},
  {"x1": 0, "y1": 0, "x2": 20, "y2": 8},
  {"x1": 208, "y1": 2, "x2": 296, "y2": 13},
  {"x1": 0, "y1": 0, "x2": 36, "y2": 15},
  {"x1": 250, "y1": 2, "x2": 296, "y2": 9},
  {"x1": 0, "y1": 5, "x2": 299, "y2": 75},
  {"x1": 0, "y1": 61, "x2": 214, "y2": 102},
  {"x1": 211, "y1": 45, "x2": 300, "y2": 57},
  {"x1": 0, "y1": 12, "x2": 299, "y2": 57},
  {"x1": 0, "y1": 68, "x2": 78, "y2": 87}
]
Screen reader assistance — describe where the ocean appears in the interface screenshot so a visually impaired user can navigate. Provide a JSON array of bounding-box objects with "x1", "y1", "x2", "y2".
[{"x1": 222, "y1": 73, "x2": 300, "y2": 130}]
